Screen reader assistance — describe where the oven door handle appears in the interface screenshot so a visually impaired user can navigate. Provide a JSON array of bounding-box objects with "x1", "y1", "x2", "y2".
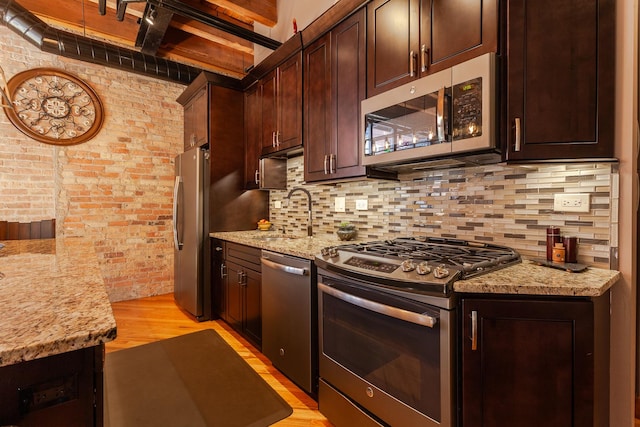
[{"x1": 319, "y1": 282, "x2": 438, "y2": 328}]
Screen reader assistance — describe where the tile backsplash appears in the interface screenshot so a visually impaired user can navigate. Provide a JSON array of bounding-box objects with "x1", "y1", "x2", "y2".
[{"x1": 269, "y1": 156, "x2": 617, "y2": 269}]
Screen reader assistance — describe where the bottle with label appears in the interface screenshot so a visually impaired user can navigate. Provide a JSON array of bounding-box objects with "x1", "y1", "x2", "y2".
[
  {"x1": 546, "y1": 227, "x2": 561, "y2": 261},
  {"x1": 552, "y1": 243, "x2": 566, "y2": 263}
]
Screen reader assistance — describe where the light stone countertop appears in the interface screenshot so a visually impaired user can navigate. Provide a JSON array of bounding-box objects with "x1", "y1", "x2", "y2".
[
  {"x1": 210, "y1": 230, "x2": 356, "y2": 260},
  {"x1": 0, "y1": 238, "x2": 117, "y2": 367},
  {"x1": 210, "y1": 230, "x2": 621, "y2": 298}
]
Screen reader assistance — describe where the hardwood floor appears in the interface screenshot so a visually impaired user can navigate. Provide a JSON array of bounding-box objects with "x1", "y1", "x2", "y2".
[{"x1": 105, "y1": 293, "x2": 333, "y2": 426}]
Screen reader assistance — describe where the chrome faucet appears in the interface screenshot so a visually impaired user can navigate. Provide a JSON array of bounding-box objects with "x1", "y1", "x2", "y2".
[{"x1": 286, "y1": 187, "x2": 313, "y2": 237}]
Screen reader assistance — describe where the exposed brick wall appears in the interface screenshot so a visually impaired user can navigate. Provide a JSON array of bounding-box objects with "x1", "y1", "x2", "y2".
[{"x1": 0, "y1": 27, "x2": 185, "y2": 301}]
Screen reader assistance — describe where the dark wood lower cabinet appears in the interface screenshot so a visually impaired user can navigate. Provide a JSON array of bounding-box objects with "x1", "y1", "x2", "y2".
[
  {"x1": 461, "y1": 294, "x2": 609, "y2": 427},
  {"x1": 0, "y1": 345, "x2": 103, "y2": 427},
  {"x1": 221, "y1": 242, "x2": 262, "y2": 349}
]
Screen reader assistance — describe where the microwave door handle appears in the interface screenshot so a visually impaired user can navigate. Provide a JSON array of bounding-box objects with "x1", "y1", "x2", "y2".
[
  {"x1": 318, "y1": 282, "x2": 438, "y2": 328},
  {"x1": 436, "y1": 87, "x2": 445, "y2": 142}
]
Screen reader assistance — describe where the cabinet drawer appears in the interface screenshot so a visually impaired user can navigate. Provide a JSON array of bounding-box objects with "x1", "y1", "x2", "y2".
[{"x1": 225, "y1": 242, "x2": 261, "y2": 271}]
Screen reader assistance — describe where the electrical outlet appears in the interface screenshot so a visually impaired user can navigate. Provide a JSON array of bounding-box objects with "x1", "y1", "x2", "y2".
[
  {"x1": 355, "y1": 199, "x2": 368, "y2": 211},
  {"x1": 553, "y1": 193, "x2": 590, "y2": 212},
  {"x1": 334, "y1": 197, "x2": 346, "y2": 213},
  {"x1": 274, "y1": 200, "x2": 282, "y2": 209}
]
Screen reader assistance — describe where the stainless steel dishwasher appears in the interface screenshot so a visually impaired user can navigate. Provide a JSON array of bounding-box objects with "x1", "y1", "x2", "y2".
[{"x1": 261, "y1": 250, "x2": 317, "y2": 395}]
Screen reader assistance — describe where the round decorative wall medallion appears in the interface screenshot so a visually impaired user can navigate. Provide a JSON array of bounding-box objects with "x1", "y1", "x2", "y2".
[{"x1": 4, "y1": 68, "x2": 104, "y2": 145}]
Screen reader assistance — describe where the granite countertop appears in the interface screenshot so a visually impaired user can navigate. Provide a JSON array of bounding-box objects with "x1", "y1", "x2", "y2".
[
  {"x1": 210, "y1": 231, "x2": 620, "y2": 298},
  {"x1": 0, "y1": 238, "x2": 117, "y2": 367},
  {"x1": 210, "y1": 230, "x2": 351, "y2": 260}
]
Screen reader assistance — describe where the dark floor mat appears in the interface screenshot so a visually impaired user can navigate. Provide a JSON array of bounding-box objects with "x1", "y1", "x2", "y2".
[{"x1": 104, "y1": 329, "x2": 292, "y2": 427}]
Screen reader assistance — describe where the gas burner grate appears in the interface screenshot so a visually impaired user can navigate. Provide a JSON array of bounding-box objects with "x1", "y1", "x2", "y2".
[{"x1": 335, "y1": 237, "x2": 521, "y2": 278}]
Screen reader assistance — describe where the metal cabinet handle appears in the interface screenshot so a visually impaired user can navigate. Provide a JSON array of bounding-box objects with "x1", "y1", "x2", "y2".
[
  {"x1": 190, "y1": 134, "x2": 196, "y2": 147},
  {"x1": 471, "y1": 310, "x2": 478, "y2": 350},
  {"x1": 237, "y1": 270, "x2": 245, "y2": 285},
  {"x1": 409, "y1": 50, "x2": 416, "y2": 77},
  {"x1": 323, "y1": 155, "x2": 328, "y2": 174},
  {"x1": 275, "y1": 131, "x2": 281, "y2": 147},
  {"x1": 220, "y1": 263, "x2": 227, "y2": 278},
  {"x1": 254, "y1": 169, "x2": 260, "y2": 185},
  {"x1": 319, "y1": 282, "x2": 437, "y2": 328},
  {"x1": 330, "y1": 154, "x2": 335, "y2": 174},
  {"x1": 420, "y1": 45, "x2": 429, "y2": 73},
  {"x1": 514, "y1": 118, "x2": 521, "y2": 152},
  {"x1": 436, "y1": 87, "x2": 445, "y2": 142},
  {"x1": 272, "y1": 131, "x2": 276, "y2": 148}
]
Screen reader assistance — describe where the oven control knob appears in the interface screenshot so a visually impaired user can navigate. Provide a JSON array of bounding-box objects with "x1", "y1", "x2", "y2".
[
  {"x1": 365, "y1": 387, "x2": 374, "y2": 398},
  {"x1": 433, "y1": 264, "x2": 450, "y2": 279},
  {"x1": 321, "y1": 247, "x2": 331, "y2": 256},
  {"x1": 400, "y1": 259, "x2": 416, "y2": 272},
  {"x1": 416, "y1": 262, "x2": 432, "y2": 275},
  {"x1": 328, "y1": 247, "x2": 339, "y2": 258}
]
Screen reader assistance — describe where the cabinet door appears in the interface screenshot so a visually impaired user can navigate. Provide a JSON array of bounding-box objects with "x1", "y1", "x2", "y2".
[
  {"x1": 225, "y1": 260, "x2": 244, "y2": 333},
  {"x1": 506, "y1": 0, "x2": 614, "y2": 160},
  {"x1": 332, "y1": 9, "x2": 367, "y2": 179},
  {"x1": 244, "y1": 85, "x2": 261, "y2": 189},
  {"x1": 367, "y1": 0, "x2": 420, "y2": 96},
  {"x1": 183, "y1": 85, "x2": 208, "y2": 150},
  {"x1": 304, "y1": 32, "x2": 332, "y2": 182},
  {"x1": 277, "y1": 52, "x2": 303, "y2": 151},
  {"x1": 421, "y1": 0, "x2": 497, "y2": 75},
  {"x1": 304, "y1": 9, "x2": 367, "y2": 183},
  {"x1": 211, "y1": 240, "x2": 226, "y2": 320},
  {"x1": 462, "y1": 298, "x2": 595, "y2": 427},
  {"x1": 260, "y1": 70, "x2": 278, "y2": 155},
  {"x1": 243, "y1": 268, "x2": 262, "y2": 348}
]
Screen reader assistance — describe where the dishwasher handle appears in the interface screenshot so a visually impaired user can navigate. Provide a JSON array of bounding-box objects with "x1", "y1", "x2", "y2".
[{"x1": 261, "y1": 257, "x2": 308, "y2": 276}]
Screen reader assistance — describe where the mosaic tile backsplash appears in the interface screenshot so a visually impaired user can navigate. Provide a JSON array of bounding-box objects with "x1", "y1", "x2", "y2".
[{"x1": 269, "y1": 156, "x2": 617, "y2": 269}]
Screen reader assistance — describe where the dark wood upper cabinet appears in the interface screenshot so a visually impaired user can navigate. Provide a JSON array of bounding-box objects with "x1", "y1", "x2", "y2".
[
  {"x1": 182, "y1": 85, "x2": 208, "y2": 150},
  {"x1": 505, "y1": 0, "x2": 615, "y2": 161},
  {"x1": 178, "y1": 72, "x2": 268, "y2": 234},
  {"x1": 244, "y1": 84, "x2": 261, "y2": 189},
  {"x1": 461, "y1": 295, "x2": 610, "y2": 427},
  {"x1": 304, "y1": 9, "x2": 367, "y2": 182},
  {"x1": 260, "y1": 52, "x2": 303, "y2": 157},
  {"x1": 367, "y1": 0, "x2": 497, "y2": 97}
]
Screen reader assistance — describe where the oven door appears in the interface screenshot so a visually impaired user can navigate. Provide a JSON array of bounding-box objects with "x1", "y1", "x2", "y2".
[{"x1": 318, "y1": 270, "x2": 456, "y2": 427}]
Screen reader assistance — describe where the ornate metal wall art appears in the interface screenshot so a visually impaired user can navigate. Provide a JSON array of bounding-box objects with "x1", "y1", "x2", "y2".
[{"x1": 3, "y1": 68, "x2": 104, "y2": 145}]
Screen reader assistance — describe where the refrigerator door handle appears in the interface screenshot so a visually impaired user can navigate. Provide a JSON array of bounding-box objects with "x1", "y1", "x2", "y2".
[{"x1": 173, "y1": 175, "x2": 184, "y2": 249}]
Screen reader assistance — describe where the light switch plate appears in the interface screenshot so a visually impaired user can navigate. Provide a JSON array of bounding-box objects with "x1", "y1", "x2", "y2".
[
  {"x1": 355, "y1": 199, "x2": 368, "y2": 211},
  {"x1": 334, "y1": 197, "x2": 346, "y2": 213},
  {"x1": 553, "y1": 193, "x2": 590, "y2": 212},
  {"x1": 274, "y1": 200, "x2": 282, "y2": 209}
]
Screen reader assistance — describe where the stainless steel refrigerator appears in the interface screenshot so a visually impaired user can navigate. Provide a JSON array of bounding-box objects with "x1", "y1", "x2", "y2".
[{"x1": 173, "y1": 147, "x2": 210, "y2": 321}]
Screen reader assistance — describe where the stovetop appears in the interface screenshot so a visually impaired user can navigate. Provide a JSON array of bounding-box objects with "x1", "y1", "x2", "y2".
[{"x1": 315, "y1": 237, "x2": 521, "y2": 297}]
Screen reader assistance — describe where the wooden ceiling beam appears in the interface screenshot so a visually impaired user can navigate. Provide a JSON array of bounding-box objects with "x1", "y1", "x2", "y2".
[
  {"x1": 203, "y1": 0, "x2": 277, "y2": 27},
  {"x1": 17, "y1": 0, "x2": 140, "y2": 47},
  {"x1": 171, "y1": 15, "x2": 253, "y2": 55},
  {"x1": 160, "y1": 28, "x2": 251, "y2": 78}
]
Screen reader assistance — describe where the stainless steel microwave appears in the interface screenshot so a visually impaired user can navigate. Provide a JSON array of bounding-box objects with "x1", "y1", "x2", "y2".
[{"x1": 362, "y1": 53, "x2": 496, "y2": 168}]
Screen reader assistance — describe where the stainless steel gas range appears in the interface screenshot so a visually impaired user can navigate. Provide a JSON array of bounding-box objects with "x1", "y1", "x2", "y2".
[{"x1": 314, "y1": 237, "x2": 521, "y2": 427}]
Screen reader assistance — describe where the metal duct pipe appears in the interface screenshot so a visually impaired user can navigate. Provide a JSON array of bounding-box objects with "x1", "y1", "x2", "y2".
[{"x1": 0, "y1": 0, "x2": 201, "y2": 84}]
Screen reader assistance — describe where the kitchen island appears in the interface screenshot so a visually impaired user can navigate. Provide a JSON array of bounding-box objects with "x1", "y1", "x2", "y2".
[{"x1": 0, "y1": 238, "x2": 117, "y2": 426}]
